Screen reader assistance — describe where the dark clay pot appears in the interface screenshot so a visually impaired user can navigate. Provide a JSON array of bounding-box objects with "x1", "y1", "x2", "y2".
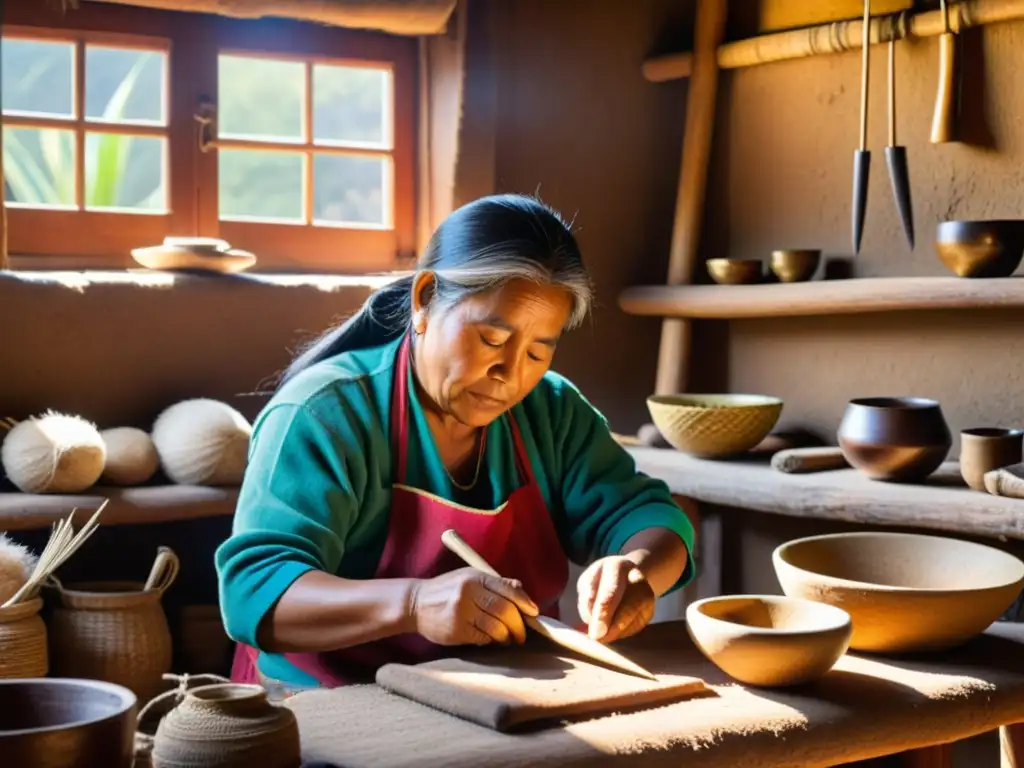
[
  {"x1": 0, "y1": 678, "x2": 136, "y2": 768},
  {"x1": 837, "y1": 397, "x2": 952, "y2": 483}
]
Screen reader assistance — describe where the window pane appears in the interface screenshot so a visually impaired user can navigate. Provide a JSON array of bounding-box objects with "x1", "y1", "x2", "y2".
[
  {"x1": 218, "y1": 56, "x2": 304, "y2": 141},
  {"x1": 313, "y1": 154, "x2": 386, "y2": 226},
  {"x1": 2, "y1": 38, "x2": 75, "y2": 118},
  {"x1": 86, "y1": 46, "x2": 166, "y2": 125},
  {"x1": 85, "y1": 133, "x2": 165, "y2": 211},
  {"x1": 2, "y1": 127, "x2": 76, "y2": 207},
  {"x1": 313, "y1": 65, "x2": 389, "y2": 146},
  {"x1": 219, "y1": 149, "x2": 303, "y2": 222}
]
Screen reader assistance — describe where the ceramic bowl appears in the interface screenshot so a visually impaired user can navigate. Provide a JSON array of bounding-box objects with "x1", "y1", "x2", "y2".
[
  {"x1": 774, "y1": 532, "x2": 1024, "y2": 653},
  {"x1": 770, "y1": 249, "x2": 821, "y2": 283},
  {"x1": 959, "y1": 427, "x2": 1024, "y2": 492},
  {"x1": 706, "y1": 258, "x2": 763, "y2": 285},
  {"x1": 686, "y1": 595, "x2": 852, "y2": 687},
  {"x1": 837, "y1": 397, "x2": 952, "y2": 482},
  {"x1": 935, "y1": 220, "x2": 1024, "y2": 278},
  {"x1": 0, "y1": 678, "x2": 137, "y2": 768},
  {"x1": 647, "y1": 394, "x2": 783, "y2": 458}
]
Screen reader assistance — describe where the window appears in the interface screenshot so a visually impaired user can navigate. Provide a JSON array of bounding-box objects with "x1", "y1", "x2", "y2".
[{"x1": 1, "y1": 3, "x2": 416, "y2": 272}]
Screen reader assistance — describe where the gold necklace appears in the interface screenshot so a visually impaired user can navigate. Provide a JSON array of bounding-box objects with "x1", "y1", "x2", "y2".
[{"x1": 446, "y1": 431, "x2": 486, "y2": 492}]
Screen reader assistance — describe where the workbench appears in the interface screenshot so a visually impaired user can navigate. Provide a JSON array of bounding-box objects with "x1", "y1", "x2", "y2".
[{"x1": 285, "y1": 620, "x2": 1024, "y2": 768}]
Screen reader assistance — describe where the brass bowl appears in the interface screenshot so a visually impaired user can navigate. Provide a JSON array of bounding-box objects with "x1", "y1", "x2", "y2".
[
  {"x1": 837, "y1": 396, "x2": 951, "y2": 482},
  {"x1": 935, "y1": 220, "x2": 1024, "y2": 278},
  {"x1": 706, "y1": 258, "x2": 763, "y2": 285},
  {"x1": 770, "y1": 249, "x2": 821, "y2": 283}
]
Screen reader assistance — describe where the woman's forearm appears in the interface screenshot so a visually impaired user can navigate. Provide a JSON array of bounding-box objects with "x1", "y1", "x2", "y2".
[
  {"x1": 619, "y1": 527, "x2": 689, "y2": 596},
  {"x1": 255, "y1": 571, "x2": 418, "y2": 653}
]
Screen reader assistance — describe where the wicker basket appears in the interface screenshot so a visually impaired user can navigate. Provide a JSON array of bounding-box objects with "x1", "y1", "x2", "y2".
[
  {"x1": 0, "y1": 597, "x2": 47, "y2": 678},
  {"x1": 47, "y1": 574, "x2": 177, "y2": 703},
  {"x1": 647, "y1": 394, "x2": 784, "y2": 458}
]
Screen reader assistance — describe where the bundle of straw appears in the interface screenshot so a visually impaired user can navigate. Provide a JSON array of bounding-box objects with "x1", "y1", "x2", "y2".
[{"x1": 0, "y1": 499, "x2": 107, "y2": 608}]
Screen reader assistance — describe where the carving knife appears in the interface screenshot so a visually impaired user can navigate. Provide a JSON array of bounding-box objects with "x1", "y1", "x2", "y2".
[{"x1": 440, "y1": 528, "x2": 658, "y2": 681}]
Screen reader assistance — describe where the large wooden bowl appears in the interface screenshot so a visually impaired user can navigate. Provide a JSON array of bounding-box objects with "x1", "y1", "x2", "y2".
[
  {"x1": 686, "y1": 595, "x2": 852, "y2": 687},
  {"x1": 774, "y1": 532, "x2": 1024, "y2": 653},
  {"x1": 647, "y1": 394, "x2": 783, "y2": 458},
  {"x1": 0, "y1": 678, "x2": 137, "y2": 768}
]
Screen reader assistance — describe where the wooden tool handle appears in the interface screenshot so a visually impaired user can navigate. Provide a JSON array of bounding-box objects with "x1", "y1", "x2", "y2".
[
  {"x1": 930, "y1": 32, "x2": 957, "y2": 143},
  {"x1": 772, "y1": 447, "x2": 850, "y2": 474},
  {"x1": 441, "y1": 529, "x2": 502, "y2": 578}
]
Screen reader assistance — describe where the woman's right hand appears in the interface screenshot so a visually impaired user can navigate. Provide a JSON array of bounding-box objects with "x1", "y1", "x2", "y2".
[{"x1": 410, "y1": 567, "x2": 540, "y2": 646}]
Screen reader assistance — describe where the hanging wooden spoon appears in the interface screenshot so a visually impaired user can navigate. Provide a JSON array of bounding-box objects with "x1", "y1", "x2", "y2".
[
  {"x1": 852, "y1": 0, "x2": 872, "y2": 255},
  {"x1": 885, "y1": 36, "x2": 914, "y2": 249}
]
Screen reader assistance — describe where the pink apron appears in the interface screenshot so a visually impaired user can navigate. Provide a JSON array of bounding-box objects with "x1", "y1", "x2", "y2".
[{"x1": 231, "y1": 333, "x2": 570, "y2": 687}]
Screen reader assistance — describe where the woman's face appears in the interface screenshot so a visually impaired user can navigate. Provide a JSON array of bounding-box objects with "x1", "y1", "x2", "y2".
[{"x1": 412, "y1": 274, "x2": 573, "y2": 428}]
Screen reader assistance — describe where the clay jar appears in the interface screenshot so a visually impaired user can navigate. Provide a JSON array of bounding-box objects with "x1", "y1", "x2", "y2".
[
  {"x1": 837, "y1": 397, "x2": 952, "y2": 482},
  {"x1": 960, "y1": 428, "x2": 1024, "y2": 491}
]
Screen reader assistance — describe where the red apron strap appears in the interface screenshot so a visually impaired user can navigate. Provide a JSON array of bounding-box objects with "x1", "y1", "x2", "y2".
[
  {"x1": 506, "y1": 412, "x2": 536, "y2": 487},
  {"x1": 390, "y1": 333, "x2": 413, "y2": 484}
]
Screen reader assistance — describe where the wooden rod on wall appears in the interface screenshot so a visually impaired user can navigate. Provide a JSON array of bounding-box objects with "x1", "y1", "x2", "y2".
[
  {"x1": 643, "y1": 0, "x2": 1024, "y2": 83},
  {"x1": 653, "y1": 0, "x2": 727, "y2": 398}
]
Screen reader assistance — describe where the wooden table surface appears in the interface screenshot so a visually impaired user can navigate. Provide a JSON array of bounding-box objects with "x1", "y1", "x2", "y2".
[{"x1": 285, "y1": 620, "x2": 1024, "y2": 768}]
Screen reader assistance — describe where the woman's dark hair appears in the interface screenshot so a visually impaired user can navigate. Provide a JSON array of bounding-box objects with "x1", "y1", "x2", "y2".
[{"x1": 279, "y1": 194, "x2": 593, "y2": 387}]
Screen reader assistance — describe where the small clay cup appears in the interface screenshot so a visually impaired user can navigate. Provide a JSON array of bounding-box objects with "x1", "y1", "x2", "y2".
[
  {"x1": 837, "y1": 397, "x2": 952, "y2": 482},
  {"x1": 706, "y1": 258, "x2": 762, "y2": 285},
  {"x1": 959, "y1": 427, "x2": 1024, "y2": 492},
  {"x1": 770, "y1": 249, "x2": 821, "y2": 283}
]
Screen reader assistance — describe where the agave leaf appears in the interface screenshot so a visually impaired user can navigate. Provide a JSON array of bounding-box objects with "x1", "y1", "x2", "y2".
[
  {"x1": 2, "y1": 128, "x2": 61, "y2": 204},
  {"x1": 88, "y1": 53, "x2": 151, "y2": 208},
  {"x1": 39, "y1": 128, "x2": 74, "y2": 204}
]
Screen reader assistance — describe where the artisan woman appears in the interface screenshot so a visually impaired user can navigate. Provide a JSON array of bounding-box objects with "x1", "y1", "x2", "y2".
[{"x1": 216, "y1": 194, "x2": 695, "y2": 691}]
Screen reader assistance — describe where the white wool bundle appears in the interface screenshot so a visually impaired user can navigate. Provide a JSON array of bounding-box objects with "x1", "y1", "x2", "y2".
[
  {"x1": 0, "y1": 412, "x2": 106, "y2": 494},
  {"x1": 0, "y1": 534, "x2": 38, "y2": 605},
  {"x1": 100, "y1": 427, "x2": 160, "y2": 486},
  {"x1": 151, "y1": 399, "x2": 252, "y2": 486}
]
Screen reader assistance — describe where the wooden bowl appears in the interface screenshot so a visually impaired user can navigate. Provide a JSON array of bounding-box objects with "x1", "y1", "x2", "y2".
[
  {"x1": 770, "y1": 249, "x2": 821, "y2": 282},
  {"x1": 0, "y1": 678, "x2": 137, "y2": 767},
  {"x1": 774, "y1": 532, "x2": 1024, "y2": 653},
  {"x1": 935, "y1": 220, "x2": 1024, "y2": 278},
  {"x1": 647, "y1": 394, "x2": 783, "y2": 458},
  {"x1": 837, "y1": 397, "x2": 951, "y2": 482},
  {"x1": 706, "y1": 258, "x2": 763, "y2": 285},
  {"x1": 686, "y1": 595, "x2": 852, "y2": 687}
]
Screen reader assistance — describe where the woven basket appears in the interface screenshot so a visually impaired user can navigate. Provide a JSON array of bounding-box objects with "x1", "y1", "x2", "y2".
[
  {"x1": 150, "y1": 683, "x2": 301, "y2": 768},
  {"x1": 47, "y1": 575, "x2": 176, "y2": 703},
  {"x1": 0, "y1": 597, "x2": 47, "y2": 678},
  {"x1": 647, "y1": 394, "x2": 784, "y2": 458}
]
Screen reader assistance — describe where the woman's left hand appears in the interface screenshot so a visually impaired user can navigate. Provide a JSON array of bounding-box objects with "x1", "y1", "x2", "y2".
[{"x1": 577, "y1": 556, "x2": 656, "y2": 643}]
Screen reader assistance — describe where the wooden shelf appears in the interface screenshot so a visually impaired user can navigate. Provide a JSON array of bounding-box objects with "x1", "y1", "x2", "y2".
[
  {"x1": 628, "y1": 447, "x2": 1024, "y2": 541},
  {"x1": 0, "y1": 485, "x2": 238, "y2": 531},
  {"x1": 618, "y1": 276, "x2": 1024, "y2": 320}
]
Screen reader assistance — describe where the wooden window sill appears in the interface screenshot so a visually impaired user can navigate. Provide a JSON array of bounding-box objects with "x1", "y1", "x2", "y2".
[
  {"x1": 1, "y1": 267, "x2": 405, "y2": 292},
  {"x1": 628, "y1": 447, "x2": 1024, "y2": 542},
  {"x1": 618, "y1": 276, "x2": 1024, "y2": 320}
]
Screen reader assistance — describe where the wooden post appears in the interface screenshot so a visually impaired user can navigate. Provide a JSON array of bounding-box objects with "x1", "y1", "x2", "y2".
[
  {"x1": 653, "y1": 0, "x2": 728, "y2": 397},
  {"x1": 1001, "y1": 724, "x2": 1024, "y2": 767}
]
